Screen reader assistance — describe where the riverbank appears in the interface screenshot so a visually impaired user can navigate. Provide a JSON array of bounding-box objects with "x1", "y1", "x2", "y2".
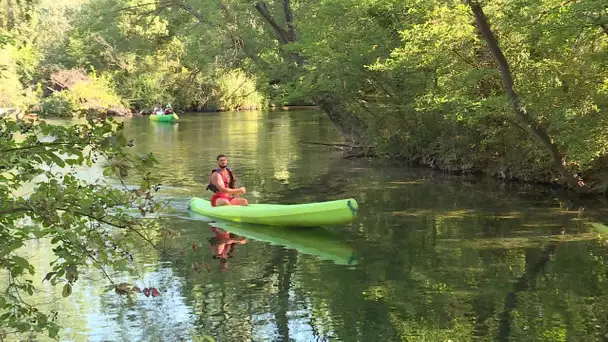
[
  {"x1": 305, "y1": 137, "x2": 608, "y2": 197},
  {"x1": 15, "y1": 104, "x2": 608, "y2": 196},
  {"x1": 137, "y1": 105, "x2": 318, "y2": 115}
]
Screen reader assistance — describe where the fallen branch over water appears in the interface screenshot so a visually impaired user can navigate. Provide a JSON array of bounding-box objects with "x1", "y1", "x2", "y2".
[
  {"x1": 298, "y1": 141, "x2": 363, "y2": 148},
  {"x1": 298, "y1": 140, "x2": 376, "y2": 158}
]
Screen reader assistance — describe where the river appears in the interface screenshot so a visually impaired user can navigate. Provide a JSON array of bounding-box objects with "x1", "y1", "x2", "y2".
[{"x1": 11, "y1": 110, "x2": 608, "y2": 341}]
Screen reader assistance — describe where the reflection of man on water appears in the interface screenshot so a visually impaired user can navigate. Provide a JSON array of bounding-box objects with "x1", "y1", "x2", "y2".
[{"x1": 208, "y1": 225, "x2": 247, "y2": 271}]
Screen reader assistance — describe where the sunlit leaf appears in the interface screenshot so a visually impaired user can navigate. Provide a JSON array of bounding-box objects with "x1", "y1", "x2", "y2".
[
  {"x1": 48, "y1": 324, "x2": 60, "y2": 338},
  {"x1": 62, "y1": 284, "x2": 72, "y2": 298},
  {"x1": 48, "y1": 153, "x2": 66, "y2": 168},
  {"x1": 43, "y1": 272, "x2": 56, "y2": 282},
  {"x1": 12, "y1": 256, "x2": 32, "y2": 274}
]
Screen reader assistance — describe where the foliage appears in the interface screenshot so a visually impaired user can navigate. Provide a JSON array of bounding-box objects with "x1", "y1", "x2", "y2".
[
  {"x1": 0, "y1": 43, "x2": 28, "y2": 108},
  {"x1": 201, "y1": 0, "x2": 606, "y2": 184},
  {"x1": 0, "y1": 115, "x2": 162, "y2": 339},
  {"x1": 39, "y1": 70, "x2": 127, "y2": 116},
  {"x1": 0, "y1": 0, "x2": 45, "y2": 110},
  {"x1": 217, "y1": 69, "x2": 265, "y2": 110},
  {"x1": 366, "y1": 0, "x2": 608, "y2": 178},
  {"x1": 39, "y1": 91, "x2": 78, "y2": 116},
  {"x1": 4, "y1": 0, "x2": 606, "y2": 183},
  {"x1": 50, "y1": 0, "x2": 264, "y2": 111}
]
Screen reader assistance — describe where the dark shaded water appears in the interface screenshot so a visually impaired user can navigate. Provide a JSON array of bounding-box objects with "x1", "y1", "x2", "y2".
[{"x1": 17, "y1": 110, "x2": 608, "y2": 341}]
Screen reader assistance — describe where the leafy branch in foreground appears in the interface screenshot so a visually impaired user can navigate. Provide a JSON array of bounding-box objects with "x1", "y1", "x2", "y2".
[{"x1": 0, "y1": 116, "x2": 164, "y2": 339}]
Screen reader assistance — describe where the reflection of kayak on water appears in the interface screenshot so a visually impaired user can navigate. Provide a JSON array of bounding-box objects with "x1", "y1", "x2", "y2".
[{"x1": 203, "y1": 218, "x2": 358, "y2": 266}]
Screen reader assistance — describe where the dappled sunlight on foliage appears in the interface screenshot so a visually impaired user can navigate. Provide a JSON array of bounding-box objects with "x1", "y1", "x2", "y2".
[
  {"x1": 2, "y1": 0, "x2": 608, "y2": 340},
  {"x1": 0, "y1": 114, "x2": 172, "y2": 338},
  {"x1": 4, "y1": 0, "x2": 608, "y2": 188}
]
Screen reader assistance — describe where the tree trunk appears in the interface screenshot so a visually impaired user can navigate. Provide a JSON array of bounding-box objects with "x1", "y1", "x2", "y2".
[
  {"x1": 282, "y1": 0, "x2": 297, "y2": 42},
  {"x1": 599, "y1": 22, "x2": 608, "y2": 39},
  {"x1": 466, "y1": 1, "x2": 583, "y2": 190},
  {"x1": 252, "y1": 1, "x2": 367, "y2": 143},
  {"x1": 253, "y1": 2, "x2": 291, "y2": 45},
  {"x1": 314, "y1": 94, "x2": 368, "y2": 144}
]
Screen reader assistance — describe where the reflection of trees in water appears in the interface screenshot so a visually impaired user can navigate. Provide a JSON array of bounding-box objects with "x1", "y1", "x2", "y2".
[
  {"x1": 169, "y1": 176, "x2": 608, "y2": 341},
  {"x1": 114, "y1": 113, "x2": 608, "y2": 340},
  {"x1": 122, "y1": 111, "x2": 345, "y2": 197},
  {"x1": 124, "y1": 204, "x2": 608, "y2": 341},
  {"x1": 297, "y1": 166, "x2": 608, "y2": 340},
  {"x1": 185, "y1": 247, "x2": 299, "y2": 341},
  {"x1": 497, "y1": 244, "x2": 557, "y2": 341},
  {"x1": 273, "y1": 249, "x2": 298, "y2": 342}
]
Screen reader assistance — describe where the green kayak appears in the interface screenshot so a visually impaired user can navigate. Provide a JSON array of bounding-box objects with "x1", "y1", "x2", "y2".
[
  {"x1": 150, "y1": 113, "x2": 179, "y2": 122},
  {"x1": 204, "y1": 219, "x2": 357, "y2": 265},
  {"x1": 187, "y1": 197, "x2": 359, "y2": 227}
]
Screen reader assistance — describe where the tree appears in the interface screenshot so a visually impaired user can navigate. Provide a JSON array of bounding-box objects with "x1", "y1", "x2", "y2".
[
  {"x1": 0, "y1": 115, "x2": 162, "y2": 339},
  {"x1": 464, "y1": 0, "x2": 587, "y2": 191}
]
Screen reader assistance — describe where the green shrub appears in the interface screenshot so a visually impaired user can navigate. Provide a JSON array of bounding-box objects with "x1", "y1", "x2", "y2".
[{"x1": 40, "y1": 91, "x2": 77, "y2": 117}]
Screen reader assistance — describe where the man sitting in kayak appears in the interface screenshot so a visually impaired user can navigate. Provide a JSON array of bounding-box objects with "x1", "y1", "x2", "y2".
[{"x1": 206, "y1": 154, "x2": 248, "y2": 207}]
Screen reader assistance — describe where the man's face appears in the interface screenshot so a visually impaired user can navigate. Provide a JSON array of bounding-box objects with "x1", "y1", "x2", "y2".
[{"x1": 218, "y1": 157, "x2": 228, "y2": 168}]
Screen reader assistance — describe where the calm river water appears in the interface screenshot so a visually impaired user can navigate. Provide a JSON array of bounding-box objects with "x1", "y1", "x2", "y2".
[{"x1": 12, "y1": 110, "x2": 608, "y2": 341}]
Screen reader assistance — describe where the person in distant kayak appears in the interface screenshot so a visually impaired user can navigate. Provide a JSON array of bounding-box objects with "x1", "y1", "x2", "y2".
[
  {"x1": 206, "y1": 154, "x2": 248, "y2": 207},
  {"x1": 153, "y1": 104, "x2": 162, "y2": 115},
  {"x1": 164, "y1": 102, "x2": 173, "y2": 114}
]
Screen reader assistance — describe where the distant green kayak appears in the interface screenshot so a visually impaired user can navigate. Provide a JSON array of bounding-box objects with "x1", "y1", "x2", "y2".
[
  {"x1": 150, "y1": 113, "x2": 179, "y2": 122},
  {"x1": 187, "y1": 197, "x2": 359, "y2": 227},
  {"x1": 205, "y1": 219, "x2": 357, "y2": 265}
]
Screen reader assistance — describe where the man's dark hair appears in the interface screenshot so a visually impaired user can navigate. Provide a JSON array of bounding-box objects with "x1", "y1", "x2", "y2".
[{"x1": 217, "y1": 154, "x2": 227, "y2": 161}]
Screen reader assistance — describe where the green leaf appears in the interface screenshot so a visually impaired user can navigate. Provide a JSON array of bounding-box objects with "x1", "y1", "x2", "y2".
[
  {"x1": 37, "y1": 312, "x2": 48, "y2": 325},
  {"x1": 48, "y1": 324, "x2": 60, "y2": 338},
  {"x1": 48, "y1": 153, "x2": 66, "y2": 168},
  {"x1": 12, "y1": 255, "x2": 30, "y2": 270},
  {"x1": 114, "y1": 259, "x2": 129, "y2": 271},
  {"x1": 62, "y1": 283, "x2": 72, "y2": 298},
  {"x1": 0, "y1": 296, "x2": 6, "y2": 308},
  {"x1": 33, "y1": 229, "x2": 48, "y2": 238},
  {"x1": 0, "y1": 242, "x2": 24, "y2": 257},
  {"x1": 43, "y1": 272, "x2": 56, "y2": 282},
  {"x1": 14, "y1": 322, "x2": 31, "y2": 332},
  {"x1": 190, "y1": 330, "x2": 216, "y2": 342},
  {"x1": 590, "y1": 222, "x2": 608, "y2": 234}
]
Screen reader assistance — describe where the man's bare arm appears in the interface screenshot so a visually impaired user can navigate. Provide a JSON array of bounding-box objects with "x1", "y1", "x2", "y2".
[{"x1": 212, "y1": 173, "x2": 244, "y2": 195}]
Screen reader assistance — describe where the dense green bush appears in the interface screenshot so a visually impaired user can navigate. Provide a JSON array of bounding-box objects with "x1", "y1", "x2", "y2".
[{"x1": 40, "y1": 91, "x2": 77, "y2": 116}]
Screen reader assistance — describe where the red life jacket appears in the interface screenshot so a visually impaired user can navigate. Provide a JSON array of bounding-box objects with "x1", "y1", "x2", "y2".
[{"x1": 206, "y1": 167, "x2": 235, "y2": 193}]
